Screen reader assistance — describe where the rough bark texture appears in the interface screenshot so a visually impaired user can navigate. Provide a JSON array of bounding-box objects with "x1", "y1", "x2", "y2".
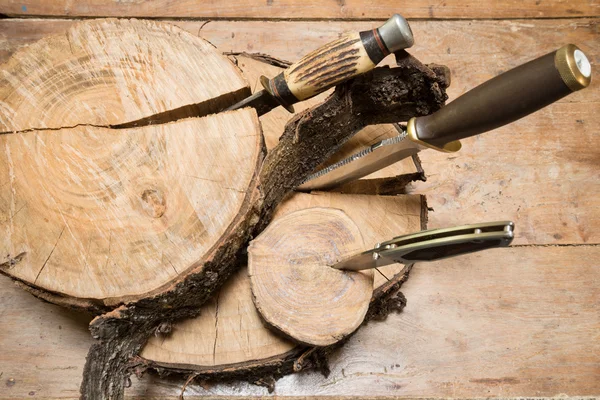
[{"x1": 78, "y1": 51, "x2": 449, "y2": 399}]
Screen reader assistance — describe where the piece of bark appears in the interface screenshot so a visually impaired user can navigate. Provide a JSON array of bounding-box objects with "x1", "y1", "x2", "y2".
[
  {"x1": 0, "y1": 18, "x2": 249, "y2": 132},
  {"x1": 0, "y1": 110, "x2": 264, "y2": 309},
  {"x1": 248, "y1": 207, "x2": 374, "y2": 347},
  {"x1": 139, "y1": 191, "x2": 424, "y2": 387}
]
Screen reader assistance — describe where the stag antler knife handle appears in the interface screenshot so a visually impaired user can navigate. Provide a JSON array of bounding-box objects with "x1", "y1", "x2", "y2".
[
  {"x1": 260, "y1": 14, "x2": 414, "y2": 111},
  {"x1": 409, "y1": 44, "x2": 592, "y2": 148}
]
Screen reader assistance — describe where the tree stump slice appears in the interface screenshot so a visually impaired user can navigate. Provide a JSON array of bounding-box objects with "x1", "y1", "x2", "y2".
[
  {"x1": 0, "y1": 19, "x2": 262, "y2": 306},
  {"x1": 248, "y1": 207, "x2": 373, "y2": 347},
  {"x1": 0, "y1": 18, "x2": 249, "y2": 132},
  {"x1": 0, "y1": 110, "x2": 263, "y2": 303},
  {"x1": 140, "y1": 191, "x2": 425, "y2": 376}
]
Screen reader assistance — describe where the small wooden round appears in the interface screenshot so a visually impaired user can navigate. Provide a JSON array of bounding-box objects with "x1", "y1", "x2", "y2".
[{"x1": 248, "y1": 207, "x2": 374, "y2": 347}]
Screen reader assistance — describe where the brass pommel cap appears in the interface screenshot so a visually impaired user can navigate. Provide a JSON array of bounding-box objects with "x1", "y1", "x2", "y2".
[{"x1": 555, "y1": 44, "x2": 592, "y2": 92}]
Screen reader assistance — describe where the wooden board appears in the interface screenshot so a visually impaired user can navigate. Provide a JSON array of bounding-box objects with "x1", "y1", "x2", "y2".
[
  {"x1": 2, "y1": 246, "x2": 598, "y2": 398},
  {"x1": 0, "y1": 0, "x2": 596, "y2": 19},
  {"x1": 0, "y1": 15, "x2": 597, "y2": 399},
  {"x1": 0, "y1": 18, "x2": 596, "y2": 245}
]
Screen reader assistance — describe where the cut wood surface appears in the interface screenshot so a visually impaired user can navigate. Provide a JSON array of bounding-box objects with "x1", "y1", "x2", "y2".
[
  {"x1": 2, "y1": 245, "x2": 598, "y2": 398},
  {"x1": 0, "y1": 110, "x2": 262, "y2": 304},
  {"x1": 0, "y1": 18, "x2": 248, "y2": 131},
  {"x1": 1, "y1": 0, "x2": 597, "y2": 19},
  {"x1": 249, "y1": 209, "x2": 369, "y2": 347},
  {"x1": 141, "y1": 192, "x2": 423, "y2": 370},
  {"x1": 0, "y1": 18, "x2": 596, "y2": 244}
]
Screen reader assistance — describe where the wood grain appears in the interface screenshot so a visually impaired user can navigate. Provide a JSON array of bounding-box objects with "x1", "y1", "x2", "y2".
[
  {"x1": 0, "y1": 16, "x2": 597, "y2": 399},
  {"x1": 0, "y1": 110, "x2": 262, "y2": 303},
  {"x1": 2, "y1": 246, "x2": 598, "y2": 398},
  {"x1": 0, "y1": 0, "x2": 597, "y2": 19},
  {"x1": 0, "y1": 21, "x2": 596, "y2": 239},
  {"x1": 249, "y1": 208, "x2": 371, "y2": 347},
  {"x1": 0, "y1": 18, "x2": 248, "y2": 131}
]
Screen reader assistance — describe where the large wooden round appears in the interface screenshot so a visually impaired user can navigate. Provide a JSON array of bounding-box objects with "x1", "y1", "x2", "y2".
[
  {"x1": 0, "y1": 111, "x2": 262, "y2": 303},
  {"x1": 0, "y1": 19, "x2": 261, "y2": 304},
  {"x1": 248, "y1": 207, "x2": 374, "y2": 347}
]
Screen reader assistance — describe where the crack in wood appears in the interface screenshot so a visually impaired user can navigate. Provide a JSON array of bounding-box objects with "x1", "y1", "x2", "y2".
[
  {"x1": 212, "y1": 292, "x2": 220, "y2": 364},
  {"x1": 375, "y1": 268, "x2": 390, "y2": 281},
  {"x1": 34, "y1": 226, "x2": 65, "y2": 284}
]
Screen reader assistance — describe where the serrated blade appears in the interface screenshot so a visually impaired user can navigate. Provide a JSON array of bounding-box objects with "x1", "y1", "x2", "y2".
[{"x1": 296, "y1": 131, "x2": 421, "y2": 191}]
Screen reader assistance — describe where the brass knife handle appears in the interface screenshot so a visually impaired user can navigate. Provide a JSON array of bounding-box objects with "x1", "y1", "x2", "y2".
[
  {"x1": 260, "y1": 14, "x2": 414, "y2": 111},
  {"x1": 410, "y1": 44, "x2": 592, "y2": 148}
]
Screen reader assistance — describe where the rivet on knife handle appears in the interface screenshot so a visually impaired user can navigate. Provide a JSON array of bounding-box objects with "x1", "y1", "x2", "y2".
[
  {"x1": 411, "y1": 44, "x2": 592, "y2": 149},
  {"x1": 233, "y1": 14, "x2": 413, "y2": 116}
]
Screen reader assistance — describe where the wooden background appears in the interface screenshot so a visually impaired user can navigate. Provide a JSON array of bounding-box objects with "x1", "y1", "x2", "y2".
[{"x1": 0, "y1": 0, "x2": 598, "y2": 398}]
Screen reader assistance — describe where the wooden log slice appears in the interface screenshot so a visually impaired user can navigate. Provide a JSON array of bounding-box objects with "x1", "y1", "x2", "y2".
[
  {"x1": 0, "y1": 18, "x2": 249, "y2": 132},
  {"x1": 0, "y1": 19, "x2": 261, "y2": 307},
  {"x1": 0, "y1": 110, "x2": 263, "y2": 304},
  {"x1": 139, "y1": 192, "x2": 425, "y2": 378},
  {"x1": 248, "y1": 207, "x2": 374, "y2": 347}
]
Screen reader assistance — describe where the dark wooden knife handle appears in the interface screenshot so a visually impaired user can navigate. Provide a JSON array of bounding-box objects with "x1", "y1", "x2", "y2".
[{"x1": 412, "y1": 44, "x2": 592, "y2": 148}]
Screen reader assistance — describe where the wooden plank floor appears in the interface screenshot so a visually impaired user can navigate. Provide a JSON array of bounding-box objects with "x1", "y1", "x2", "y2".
[{"x1": 0, "y1": 1, "x2": 598, "y2": 398}]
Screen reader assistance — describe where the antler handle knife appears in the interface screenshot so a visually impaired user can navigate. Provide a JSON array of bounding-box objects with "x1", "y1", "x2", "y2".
[
  {"x1": 298, "y1": 44, "x2": 592, "y2": 191},
  {"x1": 227, "y1": 14, "x2": 414, "y2": 116}
]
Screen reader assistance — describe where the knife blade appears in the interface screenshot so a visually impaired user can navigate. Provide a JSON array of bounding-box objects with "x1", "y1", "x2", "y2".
[
  {"x1": 297, "y1": 44, "x2": 592, "y2": 191},
  {"x1": 333, "y1": 221, "x2": 514, "y2": 271},
  {"x1": 226, "y1": 14, "x2": 414, "y2": 116}
]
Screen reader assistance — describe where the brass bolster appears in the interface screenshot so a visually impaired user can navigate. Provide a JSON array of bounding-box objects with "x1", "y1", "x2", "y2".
[
  {"x1": 406, "y1": 118, "x2": 462, "y2": 153},
  {"x1": 555, "y1": 44, "x2": 592, "y2": 92}
]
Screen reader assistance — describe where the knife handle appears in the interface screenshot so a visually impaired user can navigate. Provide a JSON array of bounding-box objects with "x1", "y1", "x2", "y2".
[
  {"x1": 410, "y1": 44, "x2": 592, "y2": 149},
  {"x1": 260, "y1": 14, "x2": 414, "y2": 112}
]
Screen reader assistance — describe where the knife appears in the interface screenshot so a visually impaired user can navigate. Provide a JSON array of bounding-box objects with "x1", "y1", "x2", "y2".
[
  {"x1": 298, "y1": 44, "x2": 592, "y2": 191},
  {"x1": 333, "y1": 221, "x2": 514, "y2": 271},
  {"x1": 226, "y1": 14, "x2": 414, "y2": 116}
]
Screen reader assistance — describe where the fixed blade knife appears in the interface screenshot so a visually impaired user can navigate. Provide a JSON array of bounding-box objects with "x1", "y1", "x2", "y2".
[
  {"x1": 333, "y1": 221, "x2": 514, "y2": 271},
  {"x1": 226, "y1": 14, "x2": 414, "y2": 116},
  {"x1": 298, "y1": 44, "x2": 592, "y2": 191}
]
